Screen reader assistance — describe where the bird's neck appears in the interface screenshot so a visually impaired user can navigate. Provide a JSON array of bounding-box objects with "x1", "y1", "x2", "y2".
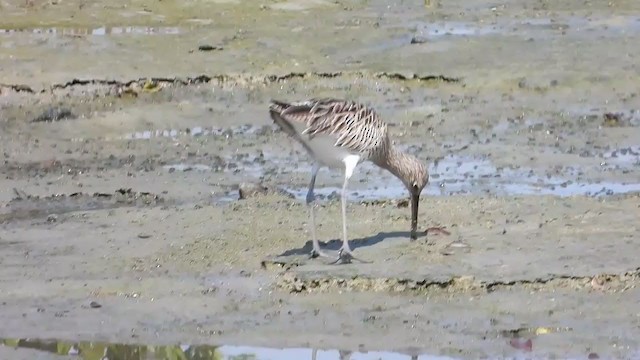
[{"x1": 378, "y1": 146, "x2": 419, "y2": 185}]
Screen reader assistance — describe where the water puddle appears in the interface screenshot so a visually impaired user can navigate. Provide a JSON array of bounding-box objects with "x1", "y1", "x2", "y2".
[
  {"x1": 161, "y1": 149, "x2": 639, "y2": 202},
  {"x1": 284, "y1": 154, "x2": 640, "y2": 201},
  {"x1": 410, "y1": 15, "x2": 640, "y2": 40},
  {"x1": 0, "y1": 26, "x2": 182, "y2": 36},
  {"x1": 602, "y1": 145, "x2": 640, "y2": 167},
  {"x1": 414, "y1": 21, "x2": 500, "y2": 38},
  {"x1": 0, "y1": 338, "x2": 459, "y2": 360},
  {"x1": 427, "y1": 155, "x2": 640, "y2": 197},
  {"x1": 111, "y1": 126, "x2": 639, "y2": 201}
]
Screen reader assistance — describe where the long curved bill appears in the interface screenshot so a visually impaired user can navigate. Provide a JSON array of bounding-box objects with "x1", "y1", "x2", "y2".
[{"x1": 410, "y1": 193, "x2": 419, "y2": 240}]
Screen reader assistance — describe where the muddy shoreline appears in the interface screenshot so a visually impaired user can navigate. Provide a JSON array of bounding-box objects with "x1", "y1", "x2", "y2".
[{"x1": 1, "y1": 0, "x2": 640, "y2": 359}]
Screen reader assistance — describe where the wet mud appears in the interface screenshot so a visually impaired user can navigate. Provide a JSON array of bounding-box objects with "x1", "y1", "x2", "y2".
[{"x1": 1, "y1": 0, "x2": 640, "y2": 359}]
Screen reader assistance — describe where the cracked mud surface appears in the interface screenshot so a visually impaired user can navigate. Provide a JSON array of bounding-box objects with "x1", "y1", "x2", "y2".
[{"x1": 1, "y1": 0, "x2": 640, "y2": 359}]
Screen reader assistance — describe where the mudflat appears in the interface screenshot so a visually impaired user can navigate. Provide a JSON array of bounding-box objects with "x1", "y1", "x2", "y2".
[{"x1": 1, "y1": 0, "x2": 639, "y2": 359}]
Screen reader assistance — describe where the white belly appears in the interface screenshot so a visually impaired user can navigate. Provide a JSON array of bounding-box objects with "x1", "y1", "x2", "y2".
[
  {"x1": 305, "y1": 134, "x2": 356, "y2": 168},
  {"x1": 291, "y1": 122, "x2": 361, "y2": 169}
]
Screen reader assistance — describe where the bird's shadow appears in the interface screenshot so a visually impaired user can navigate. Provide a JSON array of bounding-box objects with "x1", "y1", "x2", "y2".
[{"x1": 275, "y1": 230, "x2": 426, "y2": 257}]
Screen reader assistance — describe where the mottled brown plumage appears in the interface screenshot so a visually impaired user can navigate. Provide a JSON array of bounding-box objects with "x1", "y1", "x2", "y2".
[
  {"x1": 271, "y1": 98, "x2": 388, "y2": 158},
  {"x1": 269, "y1": 98, "x2": 429, "y2": 264}
]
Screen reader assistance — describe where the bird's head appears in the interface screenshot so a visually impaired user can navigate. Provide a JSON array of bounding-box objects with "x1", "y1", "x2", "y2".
[{"x1": 404, "y1": 159, "x2": 429, "y2": 240}]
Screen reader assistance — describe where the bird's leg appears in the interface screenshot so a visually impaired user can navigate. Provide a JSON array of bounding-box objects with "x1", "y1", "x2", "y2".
[
  {"x1": 330, "y1": 172, "x2": 371, "y2": 265},
  {"x1": 306, "y1": 165, "x2": 331, "y2": 259}
]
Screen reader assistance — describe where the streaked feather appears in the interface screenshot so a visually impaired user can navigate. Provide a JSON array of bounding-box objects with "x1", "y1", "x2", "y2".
[{"x1": 269, "y1": 98, "x2": 389, "y2": 161}]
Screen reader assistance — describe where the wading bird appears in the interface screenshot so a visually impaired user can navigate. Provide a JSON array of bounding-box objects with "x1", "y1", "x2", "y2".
[{"x1": 269, "y1": 98, "x2": 429, "y2": 264}]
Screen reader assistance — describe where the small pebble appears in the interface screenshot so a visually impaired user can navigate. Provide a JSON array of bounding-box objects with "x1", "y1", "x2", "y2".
[
  {"x1": 198, "y1": 45, "x2": 223, "y2": 52},
  {"x1": 410, "y1": 36, "x2": 428, "y2": 44},
  {"x1": 89, "y1": 301, "x2": 102, "y2": 309}
]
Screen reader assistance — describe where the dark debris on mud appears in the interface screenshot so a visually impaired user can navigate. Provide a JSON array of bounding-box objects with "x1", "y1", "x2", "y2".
[
  {"x1": 1, "y1": 155, "x2": 159, "y2": 178},
  {"x1": 31, "y1": 107, "x2": 77, "y2": 123},
  {"x1": 272, "y1": 268, "x2": 640, "y2": 295},
  {"x1": 237, "y1": 182, "x2": 295, "y2": 200},
  {"x1": 0, "y1": 188, "x2": 164, "y2": 224},
  {"x1": 0, "y1": 71, "x2": 460, "y2": 95},
  {"x1": 602, "y1": 111, "x2": 640, "y2": 128}
]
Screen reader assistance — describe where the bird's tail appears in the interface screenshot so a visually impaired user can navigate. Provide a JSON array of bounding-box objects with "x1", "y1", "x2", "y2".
[
  {"x1": 268, "y1": 100, "x2": 291, "y2": 116},
  {"x1": 268, "y1": 100, "x2": 300, "y2": 139}
]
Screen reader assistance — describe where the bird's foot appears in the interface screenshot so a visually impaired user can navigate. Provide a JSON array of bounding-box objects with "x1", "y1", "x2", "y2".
[
  {"x1": 420, "y1": 226, "x2": 451, "y2": 245},
  {"x1": 425, "y1": 226, "x2": 451, "y2": 236},
  {"x1": 328, "y1": 247, "x2": 371, "y2": 265}
]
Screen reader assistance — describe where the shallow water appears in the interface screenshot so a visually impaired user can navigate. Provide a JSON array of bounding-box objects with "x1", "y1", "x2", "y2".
[
  {"x1": 98, "y1": 125, "x2": 640, "y2": 201},
  {"x1": 116, "y1": 126, "x2": 639, "y2": 198},
  {"x1": 2, "y1": 337, "x2": 627, "y2": 360},
  {"x1": 411, "y1": 15, "x2": 640, "y2": 40},
  {"x1": 0, "y1": 338, "x2": 460, "y2": 360},
  {"x1": 284, "y1": 154, "x2": 640, "y2": 200},
  {"x1": 603, "y1": 145, "x2": 640, "y2": 166}
]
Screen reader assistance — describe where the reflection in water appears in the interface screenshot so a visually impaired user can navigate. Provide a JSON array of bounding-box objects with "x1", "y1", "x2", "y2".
[
  {"x1": 1, "y1": 338, "x2": 458, "y2": 360},
  {"x1": 1, "y1": 338, "x2": 222, "y2": 360},
  {"x1": 0, "y1": 26, "x2": 181, "y2": 36}
]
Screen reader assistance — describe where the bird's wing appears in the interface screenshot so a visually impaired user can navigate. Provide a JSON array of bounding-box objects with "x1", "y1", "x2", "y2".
[{"x1": 269, "y1": 98, "x2": 388, "y2": 154}]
